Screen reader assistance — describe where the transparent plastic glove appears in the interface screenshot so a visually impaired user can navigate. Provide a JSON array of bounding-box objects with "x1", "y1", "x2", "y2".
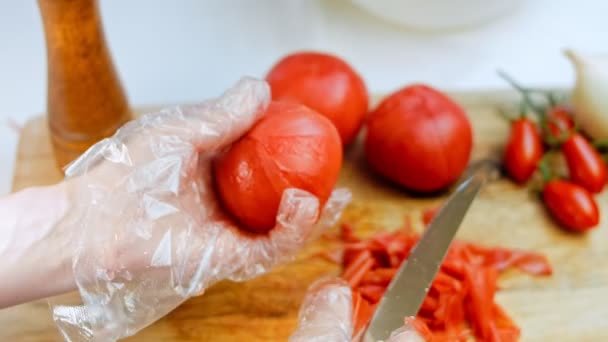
[
  {"x1": 290, "y1": 278, "x2": 425, "y2": 342},
  {"x1": 290, "y1": 278, "x2": 353, "y2": 342},
  {"x1": 51, "y1": 77, "x2": 352, "y2": 341}
]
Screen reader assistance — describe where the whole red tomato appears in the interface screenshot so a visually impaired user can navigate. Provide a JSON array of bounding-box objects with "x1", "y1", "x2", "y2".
[
  {"x1": 543, "y1": 180, "x2": 599, "y2": 232},
  {"x1": 546, "y1": 106, "x2": 574, "y2": 140},
  {"x1": 266, "y1": 52, "x2": 368, "y2": 146},
  {"x1": 364, "y1": 85, "x2": 473, "y2": 193},
  {"x1": 503, "y1": 118, "x2": 544, "y2": 183},
  {"x1": 562, "y1": 133, "x2": 607, "y2": 193},
  {"x1": 213, "y1": 101, "x2": 342, "y2": 234}
]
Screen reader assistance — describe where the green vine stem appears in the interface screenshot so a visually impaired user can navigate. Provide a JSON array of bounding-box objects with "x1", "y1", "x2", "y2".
[
  {"x1": 496, "y1": 107, "x2": 515, "y2": 122},
  {"x1": 497, "y1": 70, "x2": 545, "y2": 120},
  {"x1": 546, "y1": 92, "x2": 559, "y2": 107},
  {"x1": 593, "y1": 139, "x2": 608, "y2": 151},
  {"x1": 537, "y1": 154, "x2": 554, "y2": 183}
]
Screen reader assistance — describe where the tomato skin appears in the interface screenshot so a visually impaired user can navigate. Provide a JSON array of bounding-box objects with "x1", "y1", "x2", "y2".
[
  {"x1": 546, "y1": 106, "x2": 574, "y2": 139},
  {"x1": 364, "y1": 85, "x2": 473, "y2": 192},
  {"x1": 213, "y1": 102, "x2": 342, "y2": 234},
  {"x1": 543, "y1": 180, "x2": 599, "y2": 232},
  {"x1": 266, "y1": 52, "x2": 368, "y2": 146},
  {"x1": 562, "y1": 133, "x2": 607, "y2": 193},
  {"x1": 503, "y1": 118, "x2": 544, "y2": 183}
]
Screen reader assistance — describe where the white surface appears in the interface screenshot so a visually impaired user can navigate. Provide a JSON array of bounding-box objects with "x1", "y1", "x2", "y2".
[
  {"x1": 352, "y1": 0, "x2": 524, "y2": 31},
  {"x1": 0, "y1": 0, "x2": 607, "y2": 195}
]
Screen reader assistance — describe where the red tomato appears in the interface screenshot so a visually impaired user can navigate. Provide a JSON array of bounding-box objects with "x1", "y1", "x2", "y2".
[
  {"x1": 546, "y1": 106, "x2": 574, "y2": 139},
  {"x1": 266, "y1": 52, "x2": 368, "y2": 146},
  {"x1": 364, "y1": 85, "x2": 473, "y2": 192},
  {"x1": 503, "y1": 118, "x2": 544, "y2": 183},
  {"x1": 213, "y1": 101, "x2": 342, "y2": 234},
  {"x1": 562, "y1": 133, "x2": 607, "y2": 193},
  {"x1": 542, "y1": 180, "x2": 599, "y2": 232}
]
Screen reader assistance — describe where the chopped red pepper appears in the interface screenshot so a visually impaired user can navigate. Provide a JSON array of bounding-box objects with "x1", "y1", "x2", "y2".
[
  {"x1": 323, "y1": 215, "x2": 552, "y2": 341},
  {"x1": 420, "y1": 294, "x2": 440, "y2": 314},
  {"x1": 343, "y1": 250, "x2": 375, "y2": 287},
  {"x1": 315, "y1": 249, "x2": 343, "y2": 264},
  {"x1": 490, "y1": 303, "x2": 521, "y2": 342},
  {"x1": 340, "y1": 223, "x2": 361, "y2": 243},
  {"x1": 464, "y1": 265, "x2": 497, "y2": 340},
  {"x1": 361, "y1": 268, "x2": 398, "y2": 286},
  {"x1": 352, "y1": 290, "x2": 376, "y2": 335},
  {"x1": 422, "y1": 206, "x2": 440, "y2": 225},
  {"x1": 358, "y1": 284, "x2": 386, "y2": 304}
]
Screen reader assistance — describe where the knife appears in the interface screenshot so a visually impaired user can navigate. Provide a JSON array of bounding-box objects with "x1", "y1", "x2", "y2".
[{"x1": 363, "y1": 160, "x2": 497, "y2": 342}]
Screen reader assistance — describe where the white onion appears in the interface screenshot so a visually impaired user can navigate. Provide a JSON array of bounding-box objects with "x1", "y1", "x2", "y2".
[{"x1": 565, "y1": 49, "x2": 608, "y2": 141}]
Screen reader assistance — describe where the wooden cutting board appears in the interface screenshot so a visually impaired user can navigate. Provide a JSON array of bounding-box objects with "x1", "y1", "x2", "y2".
[{"x1": 3, "y1": 91, "x2": 608, "y2": 341}]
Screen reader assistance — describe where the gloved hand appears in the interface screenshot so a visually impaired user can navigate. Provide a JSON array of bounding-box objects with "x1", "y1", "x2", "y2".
[
  {"x1": 51, "y1": 78, "x2": 351, "y2": 341},
  {"x1": 290, "y1": 278, "x2": 425, "y2": 342}
]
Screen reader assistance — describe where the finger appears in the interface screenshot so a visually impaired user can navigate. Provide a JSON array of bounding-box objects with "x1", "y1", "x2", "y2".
[
  {"x1": 66, "y1": 78, "x2": 270, "y2": 177},
  {"x1": 289, "y1": 277, "x2": 353, "y2": 342},
  {"x1": 107, "y1": 77, "x2": 269, "y2": 158},
  {"x1": 182, "y1": 77, "x2": 270, "y2": 151},
  {"x1": 220, "y1": 187, "x2": 350, "y2": 282},
  {"x1": 309, "y1": 188, "x2": 352, "y2": 241},
  {"x1": 386, "y1": 321, "x2": 427, "y2": 342},
  {"x1": 268, "y1": 188, "x2": 320, "y2": 254},
  {"x1": 219, "y1": 188, "x2": 318, "y2": 282}
]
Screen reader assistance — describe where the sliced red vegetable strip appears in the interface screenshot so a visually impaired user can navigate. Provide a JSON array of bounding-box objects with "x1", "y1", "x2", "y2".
[
  {"x1": 422, "y1": 206, "x2": 440, "y2": 225},
  {"x1": 340, "y1": 223, "x2": 361, "y2": 243},
  {"x1": 322, "y1": 214, "x2": 552, "y2": 341},
  {"x1": 420, "y1": 294, "x2": 439, "y2": 314},
  {"x1": 343, "y1": 250, "x2": 375, "y2": 287},
  {"x1": 358, "y1": 284, "x2": 385, "y2": 304},
  {"x1": 352, "y1": 290, "x2": 376, "y2": 335},
  {"x1": 314, "y1": 249, "x2": 343, "y2": 264},
  {"x1": 490, "y1": 303, "x2": 521, "y2": 342},
  {"x1": 464, "y1": 265, "x2": 497, "y2": 340},
  {"x1": 360, "y1": 267, "x2": 398, "y2": 286}
]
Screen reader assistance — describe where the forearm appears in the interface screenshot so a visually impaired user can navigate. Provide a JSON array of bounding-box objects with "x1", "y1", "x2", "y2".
[{"x1": 0, "y1": 182, "x2": 75, "y2": 308}]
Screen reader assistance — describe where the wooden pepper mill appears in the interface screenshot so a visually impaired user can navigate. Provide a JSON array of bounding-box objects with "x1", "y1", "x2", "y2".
[{"x1": 38, "y1": 0, "x2": 132, "y2": 168}]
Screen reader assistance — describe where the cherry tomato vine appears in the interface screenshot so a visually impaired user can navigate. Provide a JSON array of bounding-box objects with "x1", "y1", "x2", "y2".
[{"x1": 498, "y1": 71, "x2": 603, "y2": 232}]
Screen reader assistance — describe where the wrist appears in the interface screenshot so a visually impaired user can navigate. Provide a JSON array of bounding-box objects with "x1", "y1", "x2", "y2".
[{"x1": 0, "y1": 181, "x2": 75, "y2": 308}]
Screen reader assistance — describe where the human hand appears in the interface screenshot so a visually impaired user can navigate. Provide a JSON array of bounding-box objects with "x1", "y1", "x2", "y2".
[
  {"x1": 290, "y1": 278, "x2": 425, "y2": 342},
  {"x1": 52, "y1": 78, "x2": 351, "y2": 341}
]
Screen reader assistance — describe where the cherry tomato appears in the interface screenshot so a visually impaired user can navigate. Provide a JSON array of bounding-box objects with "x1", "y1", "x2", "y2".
[
  {"x1": 542, "y1": 180, "x2": 599, "y2": 232},
  {"x1": 365, "y1": 85, "x2": 473, "y2": 192},
  {"x1": 266, "y1": 52, "x2": 368, "y2": 146},
  {"x1": 562, "y1": 133, "x2": 607, "y2": 193},
  {"x1": 503, "y1": 118, "x2": 544, "y2": 183},
  {"x1": 546, "y1": 105, "x2": 574, "y2": 139},
  {"x1": 213, "y1": 101, "x2": 342, "y2": 234}
]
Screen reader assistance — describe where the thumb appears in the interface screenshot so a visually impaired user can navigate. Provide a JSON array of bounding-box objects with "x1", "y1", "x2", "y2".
[{"x1": 289, "y1": 278, "x2": 353, "y2": 342}]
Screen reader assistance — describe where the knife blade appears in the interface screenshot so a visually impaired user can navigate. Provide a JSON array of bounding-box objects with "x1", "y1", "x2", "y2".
[{"x1": 363, "y1": 161, "x2": 496, "y2": 342}]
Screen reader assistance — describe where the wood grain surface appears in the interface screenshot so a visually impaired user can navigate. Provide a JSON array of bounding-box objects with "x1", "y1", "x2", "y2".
[{"x1": 3, "y1": 91, "x2": 608, "y2": 341}]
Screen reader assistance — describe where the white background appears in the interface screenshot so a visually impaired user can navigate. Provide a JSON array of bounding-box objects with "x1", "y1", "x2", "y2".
[{"x1": 0, "y1": 0, "x2": 607, "y2": 195}]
